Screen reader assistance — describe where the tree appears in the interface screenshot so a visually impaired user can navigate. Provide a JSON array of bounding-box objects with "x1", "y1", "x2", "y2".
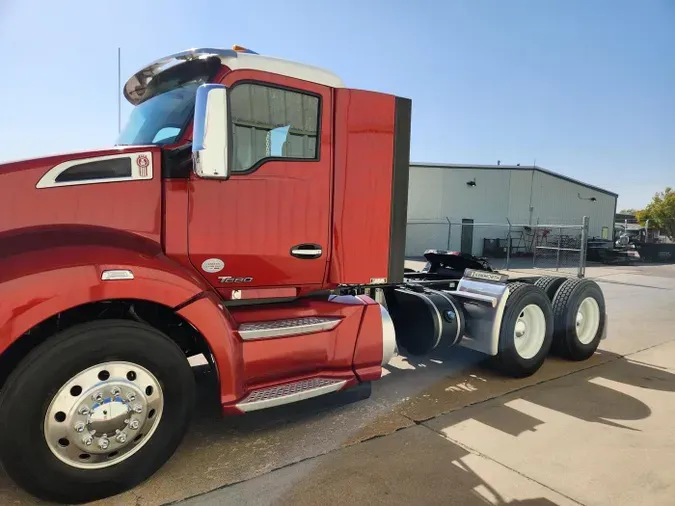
[
  {"x1": 619, "y1": 208, "x2": 638, "y2": 215},
  {"x1": 636, "y1": 187, "x2": 675, "y2": 240}
]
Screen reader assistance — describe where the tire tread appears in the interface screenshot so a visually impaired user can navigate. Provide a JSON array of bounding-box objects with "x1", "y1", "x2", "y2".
[
  {"x1": 551, "y1": 278, "x2": 604, "y2": 360},
  {"x1": 497, "y1": 282, "x2": 553, "y2": 377},
  {"x1": 0, "y1": 320, "x2": 195, "y2": 504}
]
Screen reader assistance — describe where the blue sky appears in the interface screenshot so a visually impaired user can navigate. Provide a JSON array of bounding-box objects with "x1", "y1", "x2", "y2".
[{"x1": 0, "y1": 0, "x2": 672, "y2": 209}]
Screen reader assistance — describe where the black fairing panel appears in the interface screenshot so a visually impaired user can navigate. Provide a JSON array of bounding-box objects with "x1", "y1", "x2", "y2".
[
  {"x1": 385, "y1": 287, "x2": 464, "y2": 355},
  {"x1": 387, "y1": 97, "x2": 412, "y2": 284}
]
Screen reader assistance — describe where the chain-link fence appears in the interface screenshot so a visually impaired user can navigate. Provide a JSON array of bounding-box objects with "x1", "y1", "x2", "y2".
[{"x1": 406, "y1": 216, "x2": 590, "y2": 277}]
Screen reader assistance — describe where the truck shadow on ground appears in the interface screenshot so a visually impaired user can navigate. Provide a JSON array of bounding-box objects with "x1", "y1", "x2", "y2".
[
  {"x1": 176, "y1": 345, "x2": 675, "y2": 506},
  {"x1": 0, "y1": 346, "x2": 672, "y2": 505},
  {"x1": 380, "y1": 344, "x2": 675, "y2": 431},
  {"x1": 258, "y1": 347, "x2": 675, "y2": 506}
]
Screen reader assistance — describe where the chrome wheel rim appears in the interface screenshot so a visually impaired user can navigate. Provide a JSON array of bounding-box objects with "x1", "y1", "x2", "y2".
[
  {"x1": 576, "y1": 297, "x2": 601, "y2": 345},
  {"x1": 513, "y1": 304, "x2": 547, "y2": 360},
  {"x1": 44, "y1": 361, "x2": 164, "y2": 469}
]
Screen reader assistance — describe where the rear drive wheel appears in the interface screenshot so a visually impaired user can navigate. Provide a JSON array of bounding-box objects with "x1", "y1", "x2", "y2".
[
  {"x1": 534, "y1": 276, "x2": 567, "y2": 300},
  {"x1": 551, "y1": 278, "x2": 606, "y2": 360},
  {"x1": 497, "y1": 283, "x2": 553, "y2": 377},
  {"x1": 0, "y1": 320, "x2": 195, "y2": 504}
]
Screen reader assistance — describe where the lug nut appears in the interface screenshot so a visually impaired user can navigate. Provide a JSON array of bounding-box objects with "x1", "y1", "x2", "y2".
[
  {"x1": 74, "y1": 422, "x2": 85, "y2": 433},
  {"x1": 129, "y1": 420, "x2": 140, "y2": 430},
  {"x1": 78, "y1": 406, "x2": 90, "y2": 415},
  {"x1": 82, "y1": 435, "x2": 93, "y2": 446},
  {"x1": 98, "y1": 438, "x2": 109, "y2": 450},
  {"x1": 111, "y1": 387, "x2": 121, "y2": 396},
  {"x1": 116, "y1": 432, "x2": 128, "y2": 443},
  {"x1": 132, "y1": 404, "x2": 143, "y2": 414},
  {"x1": 92, "y1": 392, "x2": 103, "y2": 403},
  {"x1": 127, "y1": 393, "x2": 136, "y2": 402}
]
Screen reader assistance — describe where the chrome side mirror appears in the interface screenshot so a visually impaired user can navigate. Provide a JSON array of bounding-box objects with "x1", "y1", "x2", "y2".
[{"x1": 192, "y1": 84, "x2": 229, "y2": 179}]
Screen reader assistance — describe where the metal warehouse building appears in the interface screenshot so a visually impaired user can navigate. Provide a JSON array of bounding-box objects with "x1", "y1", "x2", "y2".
[{"x1": 405, "y1": 163, "x2": 618, "y2": 258}]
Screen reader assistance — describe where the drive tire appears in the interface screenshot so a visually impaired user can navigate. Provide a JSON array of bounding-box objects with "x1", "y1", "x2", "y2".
[
  {"x1": 551, "y1": 278, "x2": 606, "y2": 360},
  {"x1": 534, "y1": 276, "x2": 567, "y2": 301},
  {"x1": 0, "y1": 320, "x2": 195, "y2": 504},
  {"x1": 497, "y1": 282, "x2": 553, "y2": 378}
]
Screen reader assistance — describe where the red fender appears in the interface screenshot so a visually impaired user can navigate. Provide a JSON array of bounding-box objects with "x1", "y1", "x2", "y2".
[{"x1": 0, "y1": 243, "x2": 212, "y2": 352}]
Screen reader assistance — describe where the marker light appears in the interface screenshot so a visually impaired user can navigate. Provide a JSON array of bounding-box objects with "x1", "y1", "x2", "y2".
[{"x1": 232, "y1": 45, "x2": 259, "y2": 55}]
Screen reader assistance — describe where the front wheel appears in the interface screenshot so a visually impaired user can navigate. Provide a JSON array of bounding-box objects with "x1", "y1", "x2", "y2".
[
  {"x1": 0, "y1": 320, "x2": 195, "y2": 504},
  {"x1": 496, "y1": 283, "x2": 554, "y2": 377}
]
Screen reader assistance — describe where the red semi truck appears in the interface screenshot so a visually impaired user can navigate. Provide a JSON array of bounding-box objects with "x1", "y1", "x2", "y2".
[{"x1": 0, "y1": 46, "x2": 606, "y2": 503}]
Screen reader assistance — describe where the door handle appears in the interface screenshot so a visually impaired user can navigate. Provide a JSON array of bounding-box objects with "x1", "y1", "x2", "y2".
[{"x1": 290, "y1": 244, "x2": 323, "y2": 259}]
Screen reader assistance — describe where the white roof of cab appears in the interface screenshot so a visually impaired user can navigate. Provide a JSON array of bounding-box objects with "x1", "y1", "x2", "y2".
[{"x1": 124, "y1": 47, "x2": 345, "y2": 105}]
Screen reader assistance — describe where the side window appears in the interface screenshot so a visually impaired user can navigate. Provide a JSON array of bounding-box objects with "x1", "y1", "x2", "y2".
[{"x1": 229, "y1": 83, "x2": 320, "y2": 173}]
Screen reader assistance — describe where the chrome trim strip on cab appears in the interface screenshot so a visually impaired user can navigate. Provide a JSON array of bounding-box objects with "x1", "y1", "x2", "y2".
[
  {"x1": 237, "y1": 316, "x2": 341, "y2": 341},
  {"x1": 36, "y1": 152, "x2": 154, "y2": 189}
]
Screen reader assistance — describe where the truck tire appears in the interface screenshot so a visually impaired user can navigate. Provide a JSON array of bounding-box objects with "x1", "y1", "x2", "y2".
[
  {"x1": 0, "y1": 320, "x2": 195, "y2": 504},
  {"x1": 534, "y1": 276, "x2": 567, "y2": 301},
  {"x1": 551, "y1": 278, "x2": 606, "y2": 360},
  {"x1": 497, "y1": 282, "x2": 553, "y2": 377}
]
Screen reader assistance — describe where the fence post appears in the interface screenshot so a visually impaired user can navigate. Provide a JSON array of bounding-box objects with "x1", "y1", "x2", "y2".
[
  {"x1": 446, "y1": 217, "x2": 451, "y2": 250},
  {"x1": 578, "y1": 216, "x2": 589, "y2": 278},
  {"x1": 506, "y1": 218, "x2": 512, "y2": 271},
  {"x1": 532, "y1": 219, "x2": 539, "y2": 269},
  {"x1": 556, "y1": 226, "x2": 562, "y2": 271}
]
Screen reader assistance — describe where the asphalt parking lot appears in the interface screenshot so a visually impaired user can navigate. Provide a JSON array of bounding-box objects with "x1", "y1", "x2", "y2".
[{"x1": 1, "y1": 262, "x2": 675, "y2": 505}]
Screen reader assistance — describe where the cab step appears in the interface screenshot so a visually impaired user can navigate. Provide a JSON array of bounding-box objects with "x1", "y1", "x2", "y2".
[
  {"x1": 237, "y1": 316, "x2": 341, "y2": 340},
  {"x1": 236, "y1": 377, "x2": 347, "y2": 412}
]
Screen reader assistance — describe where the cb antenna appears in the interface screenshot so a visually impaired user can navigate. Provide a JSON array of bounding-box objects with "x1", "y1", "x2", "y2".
[{"x1": 117, "y1": 47, "x2": 121, "y2": 134}]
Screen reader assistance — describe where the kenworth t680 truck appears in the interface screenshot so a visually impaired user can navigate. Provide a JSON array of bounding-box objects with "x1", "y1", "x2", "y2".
[{"x1": 0, "y1": 46, "x2": 606, "y2": 503}]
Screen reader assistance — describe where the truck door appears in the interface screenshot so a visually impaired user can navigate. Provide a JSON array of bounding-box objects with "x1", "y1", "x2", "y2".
[{"x1": 187, "y1": 71, "x2": 332, "y2": 293}]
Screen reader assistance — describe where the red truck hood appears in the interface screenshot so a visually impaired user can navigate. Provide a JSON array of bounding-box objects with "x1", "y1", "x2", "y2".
[{"x1": 0, "y1": 145, "x2": 163, "y2": 246}]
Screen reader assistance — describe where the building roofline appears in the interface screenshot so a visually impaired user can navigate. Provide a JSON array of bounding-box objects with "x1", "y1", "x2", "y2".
[{"x1": 410, "y1": 162, "x2": 618, "y2": 198}]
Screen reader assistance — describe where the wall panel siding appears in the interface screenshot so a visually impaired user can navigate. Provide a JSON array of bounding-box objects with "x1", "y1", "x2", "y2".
[
  {"x1": 530, "y1": 171, "x2": 617, "y2": 238},
  {"x1": 406, "y1": 165, "x2": 616, "y2": 256},
  {"x1": 407, "y1": 166, "x2": 444, "y2": 219}
]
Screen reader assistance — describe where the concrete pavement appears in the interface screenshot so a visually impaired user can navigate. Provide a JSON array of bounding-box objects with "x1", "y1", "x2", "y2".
[
  {"x1": 0, "y1": 263, "x2": 674, "y2": 505},
  {"x1": 185, "y1": 341, "x2": 675, "y2": 506}
]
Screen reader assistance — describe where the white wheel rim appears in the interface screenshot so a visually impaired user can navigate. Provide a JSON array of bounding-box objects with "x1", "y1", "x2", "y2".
[
  {"x1": 576, "y1": 297, "x2": 601, "y2": 345},
  {"x1": 43, "y1": 361, "x2": 164, "y2": 469},
  {"x1": 513, "y1": 304, "x2": 547, "y2": 360}
]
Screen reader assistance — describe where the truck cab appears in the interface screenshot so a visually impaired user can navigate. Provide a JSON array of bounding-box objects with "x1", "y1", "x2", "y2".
[{"x1": 119, "y1": 46, "x2": 410, "y2": 298}]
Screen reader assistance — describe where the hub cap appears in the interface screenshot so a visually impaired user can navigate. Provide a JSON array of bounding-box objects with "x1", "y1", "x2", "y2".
[
  {"x1": 513, "y1": 304, "x2": 547, "y2": 360},
  {"x1": 44, "y1": 361, "x2": 163, "y2": 469},
  {"x1": 576, "y1": 297, "x2": 601, "y2": 344}
]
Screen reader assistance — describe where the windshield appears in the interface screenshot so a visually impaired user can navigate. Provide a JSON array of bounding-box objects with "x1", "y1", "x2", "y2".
[
  {"x1": 117, "y1": 82, "x2": 200, "y2": 146},
  {"x1": 117, "y1": 57, "x2": 222, "y2": 146}
]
